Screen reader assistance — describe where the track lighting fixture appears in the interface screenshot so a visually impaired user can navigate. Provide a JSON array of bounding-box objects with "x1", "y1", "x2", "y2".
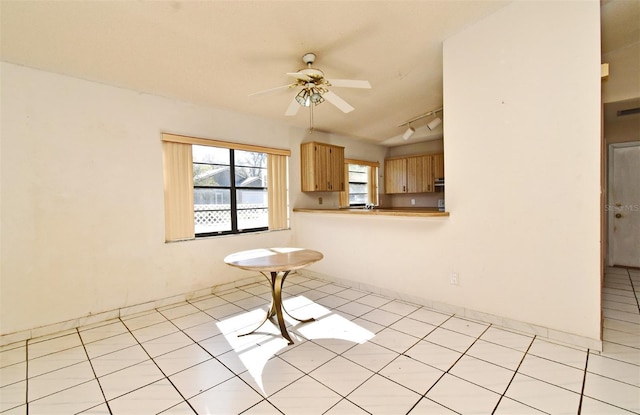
[
  {"x1": 427, "y1": 116, "x2": 442, "y2": 130},
  {"x1": 398, "y1": 107, "x2": 443, "y2": 140},
  {"x1": 402, "y1": 125, "x2": 415, "y2": 140}
]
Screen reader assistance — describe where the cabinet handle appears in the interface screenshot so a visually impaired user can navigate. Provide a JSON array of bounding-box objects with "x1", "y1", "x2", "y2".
[{"x1": 403, "y1": 185, "x2": 406, "y2": 192}]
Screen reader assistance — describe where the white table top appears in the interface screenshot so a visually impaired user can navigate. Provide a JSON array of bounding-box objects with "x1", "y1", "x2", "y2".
[{"x1": 224, "y1": 248, "x2": 323, "y2": 273}]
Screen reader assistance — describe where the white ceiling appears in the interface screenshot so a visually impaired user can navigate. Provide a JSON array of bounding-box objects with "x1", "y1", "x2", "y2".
[{"x1": 1, "y1": 1, "x2": 638, "y2": 146}]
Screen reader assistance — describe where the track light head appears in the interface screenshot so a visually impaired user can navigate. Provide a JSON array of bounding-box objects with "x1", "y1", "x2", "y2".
[
  {"x1": 402, "y1": 126, "x2": 415, "y2": 140},
  {"x1": 427, "y1": 117, "x2": 442, "y2": 130}
]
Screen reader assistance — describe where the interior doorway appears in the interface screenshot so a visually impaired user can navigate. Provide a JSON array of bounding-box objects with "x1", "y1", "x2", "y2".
[{"x1": 607, "y1": 141, "x2": 640, "y2": 268}]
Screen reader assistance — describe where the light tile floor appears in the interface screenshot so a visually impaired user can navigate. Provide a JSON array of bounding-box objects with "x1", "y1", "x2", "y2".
[{"x1": 1, "y1": 267, "x2": 638, "y2": 414}]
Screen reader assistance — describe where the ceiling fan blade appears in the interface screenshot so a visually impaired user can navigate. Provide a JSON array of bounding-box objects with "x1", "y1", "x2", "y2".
[
  {"x1": 323, "y1": 90, "x2": 354, "y2": 113},
  {"x1": 287, "y1": 72, "x2": 312, "y2": 81},
  {"x1": 327, "y1": 79, "x2": 372, "y2": 89},
  {"x1": 285, "y1": 97, "x2": 301, "y2": 116},
  {"x1": 249, "y1": 84, "x2": 297, "y2": 97},
  {"x1": 286, "y1": 72, "x2": 312, "y2": 82}
]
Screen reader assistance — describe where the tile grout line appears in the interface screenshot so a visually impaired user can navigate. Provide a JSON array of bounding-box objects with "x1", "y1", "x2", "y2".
[
  {"x1": 164, "y1": 295, "x2": 291, "y2": 414},
  {"x1": 576, "y1": 350, "x2": 590, "y2": 415},
  {"x1": 22, "y1": 343, "x2": 102, "y2": 412},
  {"x1": 278, "y1": 280, "x2": 426, "y2": 414},
  {"x1": 405, "y1": 315, "x2": 489, "y2": 414},
  {"x1": 627, "y1": 268, "x2": 640, "y2": 315},
  {"x1": 490, "y1": 334, "x2": 538, "y2": 415},
  {"x1": 438, "y1": 323, "x2": 495, "y2": 413},
  {"x1": 304, "y1": 350, "x2": 374, "y2": 414},
  {"x1": 156, "y1": 298, "x2": 294, "y2": 414},
  {"x1": 76, "y1": 327, "x2": 113, "y2": 415},
  {"x1": 25, "y1": 337, "x2": 29, "y2": 415},
  {"x1": 343, "y1": 294, "x2": 431, "y2": 414},
  {"x1": 256, "y1": 279, "x2": 373, "y2": 414},
  {"x1": 115, "y1": 314, "x2": 201, "y2": 414},
  {"x1": 322, "y1": 281, "x2": 402, "y2": 413},
  {"x1": 240, "y1": 399, "x2": 285, "y2": 415},
  {"x1": 154, "y1": 305, "x2": 254, "y2": 415},
  {"x1": 285, "y1": 280, "x2": 393, "y2": 415}
]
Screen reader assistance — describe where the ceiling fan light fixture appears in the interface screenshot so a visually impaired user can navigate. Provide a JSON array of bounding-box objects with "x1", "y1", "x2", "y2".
[
  {"x1": 295, "y1": 89, "x2": 311, "y2": 107},
  {"x1": 296, "y1": 86, "x2": 325, "y2": 108},
  {"x1": 310, "y1": 89, "x2": 324, "y2": 105},
  {"x1": 251, "y1": 52, "x2": 370, "y2": 119}
]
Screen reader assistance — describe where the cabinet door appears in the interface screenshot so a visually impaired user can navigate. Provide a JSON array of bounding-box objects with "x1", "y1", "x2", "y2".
[
  {"x1": 385, "y1": 158, "x2": 407, "y2": 193},
  {"x1": 424, "y1": 155, "x2": 435, "y2": 192},
  {"x1": 433, "y1": 153, "x2": 444, "y2": 179},
  {"x1": 328, "y1": 145, "x2": 345, "y2": 191},
  {"x1": 300, "y1": 142, "x2": 345, "y2": 192},
  {"x1": 314, "y1": 143, "x2": 331, "y2": 191},
  {"x1": 407, "y1": 155, "x2": 433, "y2": 192},
  {"x1": 300, "y1": 142, "x2": 320, "y2": 191},
  {"x1": 406, "y1": 157, "x2": 420, "y2": 193}
]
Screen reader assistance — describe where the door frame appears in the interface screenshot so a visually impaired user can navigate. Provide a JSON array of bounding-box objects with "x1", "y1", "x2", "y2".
[{"x1": 606, "y1": 141, "x2": 640, "y2": 267}]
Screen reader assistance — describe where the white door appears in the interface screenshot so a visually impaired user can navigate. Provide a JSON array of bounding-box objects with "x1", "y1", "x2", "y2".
[{"x1": 608, "y1": 142, "x2": 640, "y2": 267}]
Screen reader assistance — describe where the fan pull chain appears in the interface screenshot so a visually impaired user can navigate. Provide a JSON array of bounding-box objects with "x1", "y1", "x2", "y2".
[{"x1": 309, "y1": 101, "x2": 314, "y2": 133}]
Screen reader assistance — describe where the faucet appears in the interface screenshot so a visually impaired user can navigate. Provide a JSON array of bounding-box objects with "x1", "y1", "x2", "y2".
[{"x1": 364, "y1": 203, "x2": 375, "y2": 210}]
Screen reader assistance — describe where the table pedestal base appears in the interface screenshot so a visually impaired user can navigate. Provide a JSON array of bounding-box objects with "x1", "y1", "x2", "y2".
[{"x1": 238, "y1": 270, "x2": 314, "y2": 345}]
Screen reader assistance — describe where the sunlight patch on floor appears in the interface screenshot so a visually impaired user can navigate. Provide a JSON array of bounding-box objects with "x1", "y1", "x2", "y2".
[{"x1": 216, "y1": 295, "x2": 374, "y2": 395}]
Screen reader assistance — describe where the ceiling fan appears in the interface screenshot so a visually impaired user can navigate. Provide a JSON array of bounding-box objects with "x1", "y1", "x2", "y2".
[{"x1": 249, "y1": 52, "x2": 371, "y2": 122}]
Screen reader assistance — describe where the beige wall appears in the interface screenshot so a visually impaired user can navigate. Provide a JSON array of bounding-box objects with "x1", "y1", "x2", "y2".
[
  {"x1": 602, "y1": 42, "x2": 640, "y2": 104},
  {"x1": 605, "y1": 113, "x2": 640, "y2": 145},
  {"x1": 296, "y1": 0, "x2": 602, "y2": 346},
  {"x1": 443, "y1": 0, "x2": 601, "y2": 340},
  {"x1": 0, "y1": 62, "x2": 384, "y2": 335}
]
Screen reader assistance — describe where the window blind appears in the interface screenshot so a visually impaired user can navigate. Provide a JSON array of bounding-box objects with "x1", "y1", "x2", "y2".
[
  {"x1": 267, "y1": 154, "x2": 289, "y2": 230},
  {"x1": 162, "y1": 141, "x2": 195, "y2": 242}
]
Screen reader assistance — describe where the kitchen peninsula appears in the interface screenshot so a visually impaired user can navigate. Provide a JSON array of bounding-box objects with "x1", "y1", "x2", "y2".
[{"x1": 292, "y1": 207, "x2": 449, "y2": 217}]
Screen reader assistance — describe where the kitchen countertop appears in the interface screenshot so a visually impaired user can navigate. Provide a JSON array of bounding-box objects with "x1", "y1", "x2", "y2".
[{"x1": 292, "y1": 207, "x2": 449, "y2": 217}]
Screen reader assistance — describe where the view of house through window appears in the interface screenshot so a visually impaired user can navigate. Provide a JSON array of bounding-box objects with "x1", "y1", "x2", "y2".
[
  {"x1": 348, "y1": 163, "x2": 370, "y2": 206},
  {"x1": 193, "y1": 145, "x2": 268, "y2": 236}
]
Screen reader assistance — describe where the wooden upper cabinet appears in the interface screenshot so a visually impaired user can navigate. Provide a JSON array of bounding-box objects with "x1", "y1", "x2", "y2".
[
  {"x1": 301, "y1": 141, "x2": 345, "y2": 192},
  {"x1": 385, "y1": 153, "x2": 443, "y2": 194},
  {"x1": 408, "y1": 155, "x2": 435, "y2": 193},
  {"x1": 433, "y1": 153, "x2": 444, "y2": 179},
  {"x1": 384, "y1": 158, "x2": 407, "y2": 193}
]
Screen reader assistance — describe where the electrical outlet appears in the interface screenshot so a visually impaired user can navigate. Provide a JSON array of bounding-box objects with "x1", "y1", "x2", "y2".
[
  {"x1": 411, "y1": 199, "x2": 416, "y2": 205},
  {"x1": 318, "y1": 197, "x2": 323, "y2": 205},
  {"x1": 450, "y1": 272, "x2": 459, "y2": 285}
]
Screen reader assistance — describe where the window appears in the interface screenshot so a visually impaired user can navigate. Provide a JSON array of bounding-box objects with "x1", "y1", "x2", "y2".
[
  {"x1": 347, "y1": 163, "x2": 369, "y2": 206},
  {"x1": 339, "y1": 159, "x2": 379, "y2": 208},
  {"x1": 193, "y1": 146, "x2": 268, "y2": 236},
  {"x1": 162, "y1": 133, "x2": 290, "y2": 241}
]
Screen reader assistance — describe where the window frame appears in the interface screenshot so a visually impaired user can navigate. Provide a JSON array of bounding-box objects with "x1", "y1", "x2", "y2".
[
  {"x1": 193, "y1": 146, "x2": 269, "y2": 237},
  {"x1": 341, "y1": 158, "x2": 380, "y2": 208},
  {"x1": 347, "y1": 163, "x2": 369, "y2": 207},
  {"x1": 162, "y1": 133, "x2": 290, "y2": 242}
]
